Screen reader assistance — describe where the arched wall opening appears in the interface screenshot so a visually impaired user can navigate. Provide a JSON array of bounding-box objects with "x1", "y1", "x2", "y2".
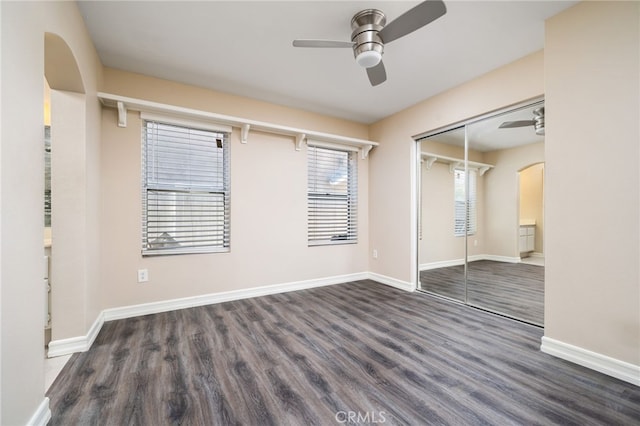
[
  {"x1": 44, "y1": 32, "x2": 89, "y2": 350},
  {"x1": 519, "y1": 162, "x2": 545, "y2": 258}
]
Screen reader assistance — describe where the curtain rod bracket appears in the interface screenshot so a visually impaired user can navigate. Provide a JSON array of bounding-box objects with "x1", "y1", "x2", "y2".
[
  {"x1": 241, "y1": 123, "x2": 250, "y2": 144},
  {"x1": 117, "y1": 101, "x2": 127, "y2": 127},
  {"x1": 361, "y1": 145, "x2": 373, "y2": 159},
  {"x1": 295, "y1": 133, "x2": 306, "y2": 151}
]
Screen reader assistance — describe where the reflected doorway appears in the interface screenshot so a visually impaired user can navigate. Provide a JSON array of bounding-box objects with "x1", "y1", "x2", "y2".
[{"x1": 519, "y1": 163, "x2": 544, "y2": 265}]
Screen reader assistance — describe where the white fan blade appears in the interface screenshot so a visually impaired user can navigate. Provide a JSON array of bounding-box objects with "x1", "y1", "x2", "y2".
[
  {"x1": 293, "y1": 39, "x2": 355, "y2": 48},
  {"x1": 499, "y1": 120, "x2": 536, "y2": 129}
]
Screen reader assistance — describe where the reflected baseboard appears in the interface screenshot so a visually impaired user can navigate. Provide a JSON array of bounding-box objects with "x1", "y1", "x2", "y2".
[
  {"x1": 420, "y1": 254, "x2": 521, "y2": 271},
  {"x1": 420, "y1": 258, "x2": 465, "y2": 271},
  {"x1": 521, "y1": 254, "x2": 545, "y2": 266},
  {"x1": 469, "y1": 254, "x2": 520, "y2": 263}
]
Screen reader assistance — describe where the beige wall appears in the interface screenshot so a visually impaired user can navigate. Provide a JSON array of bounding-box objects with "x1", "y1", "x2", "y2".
[
  {"x1": 1, "y1": 1, "x2": 103, "y2": 423},
  {"x1": 419, "y1": 141, "x2": 544, "y2": 266},
  {"x1": 99, "y1": 70, "x2": 370, "y2": 310},
  {"x1": 419, "y1": 142, "x2": 486, "y2": 265},
  {"x1": 1, "y1": 3, "x2": 638, "y2": 424},
  {"x1": 50, "y1": 90, "x2": 88, "y2": 340},
  {"x1": 544, "y1": 1, "x2": 639, "y2": 364},
  {"x1": 483, "y1": 142, "x2": 544, "y2": 258},
  {"x1": 44, "y1": 3, "x2": 104, "y2": 342},
  {"x1": 1, "y1": 3, "x2": 46, "y2": 423},
  {"x1": 520, "y1": 163, "x2": 544, "y2": 253},
  {"x1": 102, "y1": 68, "x2": 368, "y2": 140},
  {"x1": 370, "y1": 50, "x2": 545, "y2": 284},
  {"x1": 420, "y1": 161, "x2": 467, "y2": 264}
]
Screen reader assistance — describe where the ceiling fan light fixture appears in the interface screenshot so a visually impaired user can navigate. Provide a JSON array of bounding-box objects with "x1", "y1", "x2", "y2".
[
  {"x1": 355, "y1": 50, "x2": 382, "y2": 68},
  {"x1": 291, "y1": 1, "x2": 447, "y2": 85}
]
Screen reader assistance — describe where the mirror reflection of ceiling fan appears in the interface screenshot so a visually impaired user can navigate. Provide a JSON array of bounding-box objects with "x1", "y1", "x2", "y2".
[
  {"x1": 292, "y1": 0, "x2": 447, "y2": 86},
  {"x1": 499, "y1": 107, "x2": 545, "y2": 135}
]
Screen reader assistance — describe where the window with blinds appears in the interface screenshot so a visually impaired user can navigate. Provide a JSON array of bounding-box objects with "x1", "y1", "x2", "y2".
[
  {"x1": 142, "y1": 120, "x2": 230, "y2": 255},
  {"x1": 44, "y1": 125, "x2": 51, "y2": 227},
  {"x1": 454, "y1": 168, "x2": 477, "y2": 237},
  {"x1": 307, "y1": 145, "x2": 357, "y2": 245}
]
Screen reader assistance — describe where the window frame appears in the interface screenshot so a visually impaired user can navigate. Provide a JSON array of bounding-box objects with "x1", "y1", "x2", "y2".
[
  {"x1": 307, "y1": 143, "x2": 358, "y2": 246},
  {"x1": 141, "y1": 113, "x2": 232, "y2": 256}
]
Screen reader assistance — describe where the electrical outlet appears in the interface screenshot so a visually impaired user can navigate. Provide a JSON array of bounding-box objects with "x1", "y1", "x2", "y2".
[
  {"x1": 372, "y1": 249, "x2": 378, "y2": 259},
  {"x1": 137, "y1": 269, "x2": 149, "y2": 283}
]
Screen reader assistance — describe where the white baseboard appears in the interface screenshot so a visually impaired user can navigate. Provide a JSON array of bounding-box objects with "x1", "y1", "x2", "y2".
[
  {"x1": 367, "y1": 272, "x2": 415, "y2": 292},
  {"x1": 541, "y1": 336, "x2": 640, "y2": 386},
  {"x1": 47, "y1": 272, "x2": 369, "y2": 357},
  {"x1": 103, "y1": 272, "x2": 369, "y2": 321},
  {"x1": 46, "y1": 274, "x2": 639, "y2": 390},
  {"x1": 27, "y1": 397, "x2": 51, "y2": 426},
  {"x1": 47, "y1": 335, "x2": 86, "y2": 358},
  {"x1": 47, "y1": 311, "x2": 104, "y2": 358}
]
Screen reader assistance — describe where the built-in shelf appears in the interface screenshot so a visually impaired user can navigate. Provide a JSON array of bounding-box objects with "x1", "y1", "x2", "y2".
[
  {"x1": 97, "y1": 92, "x2": 378, "y2": 159},
  {"x1": 421, "y1": 152, "x2": 494, "y2": 175}
]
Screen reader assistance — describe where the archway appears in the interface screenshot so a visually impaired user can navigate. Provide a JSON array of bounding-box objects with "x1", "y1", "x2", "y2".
[
  {"x1": 519, "y1": 162, "x2": 544, "y2": 264},
  {"x1": 43, "y1": 32, "x2": 86, "y2": 357},
  {"x1": 45, "y1": 33, "x2": 84, "y2": 93}
]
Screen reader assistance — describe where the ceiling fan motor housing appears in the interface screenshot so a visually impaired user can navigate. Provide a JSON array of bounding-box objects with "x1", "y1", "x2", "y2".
[
  {"x1": 351, "y1": 9, "x2": 386, "y2": 67},
  {"x1": 534, "y1": 107, "x2": 545, "y2": 135}
]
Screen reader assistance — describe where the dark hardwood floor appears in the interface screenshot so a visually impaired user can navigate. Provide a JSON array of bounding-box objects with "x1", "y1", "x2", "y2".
[
  {"x1": 420, "y1": 260, "x2": 544, "y2": 325},
  {"x1": 47, "y1": 280, "x2": 639, "y2": 425}
]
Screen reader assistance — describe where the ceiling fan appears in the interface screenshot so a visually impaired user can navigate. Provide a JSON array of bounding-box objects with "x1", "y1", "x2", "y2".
[
  {"x1": 499, "y1": 107, "x2": 545, "y2": 135},
  {"x1": 292, "y1": 0, "x2": 447, "y2": 86}
]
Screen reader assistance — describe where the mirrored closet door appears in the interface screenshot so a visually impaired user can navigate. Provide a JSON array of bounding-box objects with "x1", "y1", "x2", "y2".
[{"x1": 417, "y1": 100, "x2": 545, "y2": 326}]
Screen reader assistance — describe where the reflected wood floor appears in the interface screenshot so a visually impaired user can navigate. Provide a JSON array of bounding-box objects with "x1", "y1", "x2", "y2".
[
  {"x1": 420, "y1": 260, "x2": 544, "y2": 325},
  {"x1": 47, "y1": 280, "x2": 639, "y2": 425}
]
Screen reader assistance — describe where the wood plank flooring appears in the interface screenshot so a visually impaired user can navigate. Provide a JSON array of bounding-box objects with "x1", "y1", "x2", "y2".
[
  {"x1": 47, "y1": 280, "x2": 639, "y2": 425},
  {"x1": 420, "y1": 260, "x2": 544, "y2": 325}
]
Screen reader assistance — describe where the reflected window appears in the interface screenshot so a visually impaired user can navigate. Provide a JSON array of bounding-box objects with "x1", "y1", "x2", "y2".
[{"x1": 454, "y1": 169, "x2": 476, "y2": 236}]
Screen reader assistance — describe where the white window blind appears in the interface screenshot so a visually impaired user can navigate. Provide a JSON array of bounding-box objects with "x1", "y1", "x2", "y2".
[
  {"x1": 44, "y1": 125, "x2": 51, "y2": 227},
  {"x1": 308, "y1": 146, "x2": 357, "y2": 245},
  {"x1": 142, "y1": 120, "x2": 230, "y2": 255},
  {"x1": 454, "y1": 168, "x2": 477, "y2": 237}
]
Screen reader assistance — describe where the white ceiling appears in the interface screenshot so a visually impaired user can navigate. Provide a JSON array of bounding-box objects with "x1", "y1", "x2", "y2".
[
  {"x1": 77, "y1": 1, "x2": 576, "y2": 124},
  {"x1": 423, "y1": 100, "x2": 544, "y2": 152}
]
